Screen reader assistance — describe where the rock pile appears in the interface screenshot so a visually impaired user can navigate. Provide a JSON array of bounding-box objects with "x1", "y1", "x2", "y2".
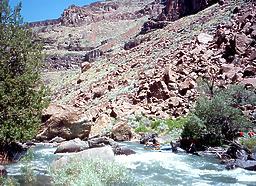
[{"x1": 132, "y1": 2, "x2": 256, "y2": 118}]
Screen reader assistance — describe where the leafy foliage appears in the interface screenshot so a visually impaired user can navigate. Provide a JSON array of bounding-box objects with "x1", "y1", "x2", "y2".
[
  {"x1": 241, "y1": 138, "x2": 256, "y2": 151},
  {"x1": 0, "y1": 0, "x2": 48, "y2": 143},
  {"x1": 182, "y1": 83, "x2": 255, "y2": 146},
  {"x1": 50, "y1": 158, "x2": 139, "y2": 186},
  {"x1": 134, "y1": 116, "x2": 187, "y2": 135}
]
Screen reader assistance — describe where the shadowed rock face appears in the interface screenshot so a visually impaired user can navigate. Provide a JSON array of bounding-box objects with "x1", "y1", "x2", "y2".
[{"x1": 163, "y1": 0, "x2": 218, "y2": 21}]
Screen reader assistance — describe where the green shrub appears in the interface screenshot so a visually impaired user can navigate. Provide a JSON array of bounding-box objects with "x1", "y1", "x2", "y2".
[
  {"x1": 150, "y1": 120, "x2": 161, "y2": 130},
  {"x1": 50, "y1": 158, "x2": 139, "y2": 186},
  {"x1": 135, "y1": 122, "x2": 149, "y2": 133},
  {"x1": 0, "y1": 177, "x2": 18, "y2": 186},
  {"x1": 165, "y1": 117, "x2": 188, "y2": 131},
  {"x1": 241, "y1": 138, "x2": 256, "y2": 151},
  {"x1": 182, "y1": 84, "x2": 255, "y2": 146},
  {"x1": 181, "y1": 114, "x2": 205, "y2": 139}
]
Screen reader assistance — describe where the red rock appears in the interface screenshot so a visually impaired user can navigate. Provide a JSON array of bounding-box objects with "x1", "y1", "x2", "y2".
[{"x1": 111, "y1": 122, "x2": 132, "y2": 141}]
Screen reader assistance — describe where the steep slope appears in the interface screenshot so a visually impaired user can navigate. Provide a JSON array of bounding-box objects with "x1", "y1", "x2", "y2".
[
  {"x1": 37, "y1": 0, "x2": 256, "y2": 139},
  {"x1": 44, "y1": 0, "x2": 255, "y2": 122}
]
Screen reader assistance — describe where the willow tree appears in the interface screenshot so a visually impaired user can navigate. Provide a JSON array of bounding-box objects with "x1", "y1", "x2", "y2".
[{"x1": 0, "y1": 0, "x2": 48, "y2": 143}]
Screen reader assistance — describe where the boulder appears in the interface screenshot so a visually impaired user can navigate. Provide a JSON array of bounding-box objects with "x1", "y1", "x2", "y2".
[
  {"x1": 37, "y1": 104, "x2": 91, "y2": 141},
  {"x1": 90, "y1": 114, "x2": 112, "y2": 137},
  {"x1": 52, "y1": 146, "x2": 115, "y2": 170},
  {"x1": 197, "y1": 33, "x2": 214, "y2": 44},
  {"x1": 111, "y1": 122, "x2": 132, "y2": 141},
  {"x1": 0, "y1": 165, "x2": 7, "y2": 176},
  {"x1": 54, "y1": 138, "x2": 89, "y2": 154},
  {"x1": 88, "y1": 136, "x2": 116, "y2": 148},
  {"x1": 112, "y1": 146, "x2": 136, "y2": 156},
  {"x1": 226, "y1": 159, "x2": 256, "y2": 171}
]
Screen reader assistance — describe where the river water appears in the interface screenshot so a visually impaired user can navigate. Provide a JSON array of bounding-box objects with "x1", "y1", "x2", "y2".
[{"x1": 5, "y1": 143, "x2": 256, "y2": 186}]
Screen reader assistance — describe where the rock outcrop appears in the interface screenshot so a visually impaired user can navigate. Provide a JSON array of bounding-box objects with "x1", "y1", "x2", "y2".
[{"x1": 37, "y1": 104, "x2": 91, "y2": 141}]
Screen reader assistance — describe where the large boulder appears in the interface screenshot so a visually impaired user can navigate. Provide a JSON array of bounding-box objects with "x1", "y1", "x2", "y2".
[
  {"x1": 52, "y1": 146, "x2": 115, "y2": 170},
  {"x1": 111, "y1": 122, "x2": 132, "y2": 141},
  {"x1": 37, "y1": 104, "x2": 91, "y2": 141},
  {"x1": 54, "y1": 138, "x2": 89, "y2": 154}
]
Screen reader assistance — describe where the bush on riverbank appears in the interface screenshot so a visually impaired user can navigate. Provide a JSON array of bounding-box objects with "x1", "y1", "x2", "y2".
[
  {"x1": 241, "y1": 138, "x2": 256, "y2": 151},
  {"x1": 182, "y1": 84, "x2": 255, "y2": 146},
  {"x1": 50, "y1": 158, "x2": 139, "y2": 185}
]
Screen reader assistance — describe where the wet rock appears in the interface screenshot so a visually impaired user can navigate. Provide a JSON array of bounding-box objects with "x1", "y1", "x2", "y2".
[
  {"x1": 54, "y1": 138, "x2": 89, "y2": 153},
  {"x1": 88, "y1": 136, "x2": 116, "y2": 148},
  {"x1": 0, "y1": 165, "x2": 7, "y2": 176},
  {"x1": 226, "y1": 159, "x2": 256, "y2": 171},
  {"x1": 139, "y1": 133, "x2": 158, "y2": 144},
  {"x1": 113, "y1": 146, "x2": 136, "y2": 156}
]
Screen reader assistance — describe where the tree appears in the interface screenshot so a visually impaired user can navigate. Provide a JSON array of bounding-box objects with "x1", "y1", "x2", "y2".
[{"x1": 0, "y1": 0, "x2": 48, "y2": 143}]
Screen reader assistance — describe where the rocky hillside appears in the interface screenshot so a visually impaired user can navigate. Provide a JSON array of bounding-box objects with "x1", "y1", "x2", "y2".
[
  {"x1": 33, "y1": 0, "x2": 164, "y2": 71},
  {"x1": 37, "y1": 0, "x2": 256, "y2": 140}
]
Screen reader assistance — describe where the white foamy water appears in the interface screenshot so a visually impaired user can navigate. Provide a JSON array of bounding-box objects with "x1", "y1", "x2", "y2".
[
  {"x1": 115, "y1": 142, "x2": 256, "y2": 186},
  {"x1": 4, "y1": 142, "x2": 256, "y2": 186}
]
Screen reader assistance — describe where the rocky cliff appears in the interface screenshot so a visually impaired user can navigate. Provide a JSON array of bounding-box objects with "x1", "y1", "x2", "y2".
[{"x1": 37, "y1": 0, "x2": 255, "y2": 139}]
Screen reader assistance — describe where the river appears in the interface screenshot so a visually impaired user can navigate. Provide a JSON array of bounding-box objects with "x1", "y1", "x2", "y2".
[{"x1": 5, "y1": 142, "x2": 256, "y2": 186}]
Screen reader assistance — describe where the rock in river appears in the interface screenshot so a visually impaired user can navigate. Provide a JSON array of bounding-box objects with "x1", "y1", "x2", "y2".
[{"x1": 54, "y1": 138, "x2": 89, "y2": 153}]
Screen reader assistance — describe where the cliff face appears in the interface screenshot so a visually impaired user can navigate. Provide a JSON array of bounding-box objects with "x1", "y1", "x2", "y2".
[
  {"x1": 34, "y1": 0, "x2": 222, "y2": 72},
  {"x1": 161, "y1": 0, "x2": 218, "y2": 20},
  {"x1": 30, "y1": 0, "x2": 164, "y2": 27}
]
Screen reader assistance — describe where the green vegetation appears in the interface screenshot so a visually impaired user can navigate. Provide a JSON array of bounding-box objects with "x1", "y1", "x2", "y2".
[
  {"x1": 134, "y1": 115, "x2": 187, "y2": 136},
  {"x1": 50, "y1": 158, "x2": 139, "y2": 186},
  {"x1": 241, "y1": 138, "x2": 256, "y2": 151},
  {"x1": 182, "y1": 83, "x2": 256, "y2": 146},
  {"x1": 0, "y1": 0, "x2": 48, "y2": 143}
]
